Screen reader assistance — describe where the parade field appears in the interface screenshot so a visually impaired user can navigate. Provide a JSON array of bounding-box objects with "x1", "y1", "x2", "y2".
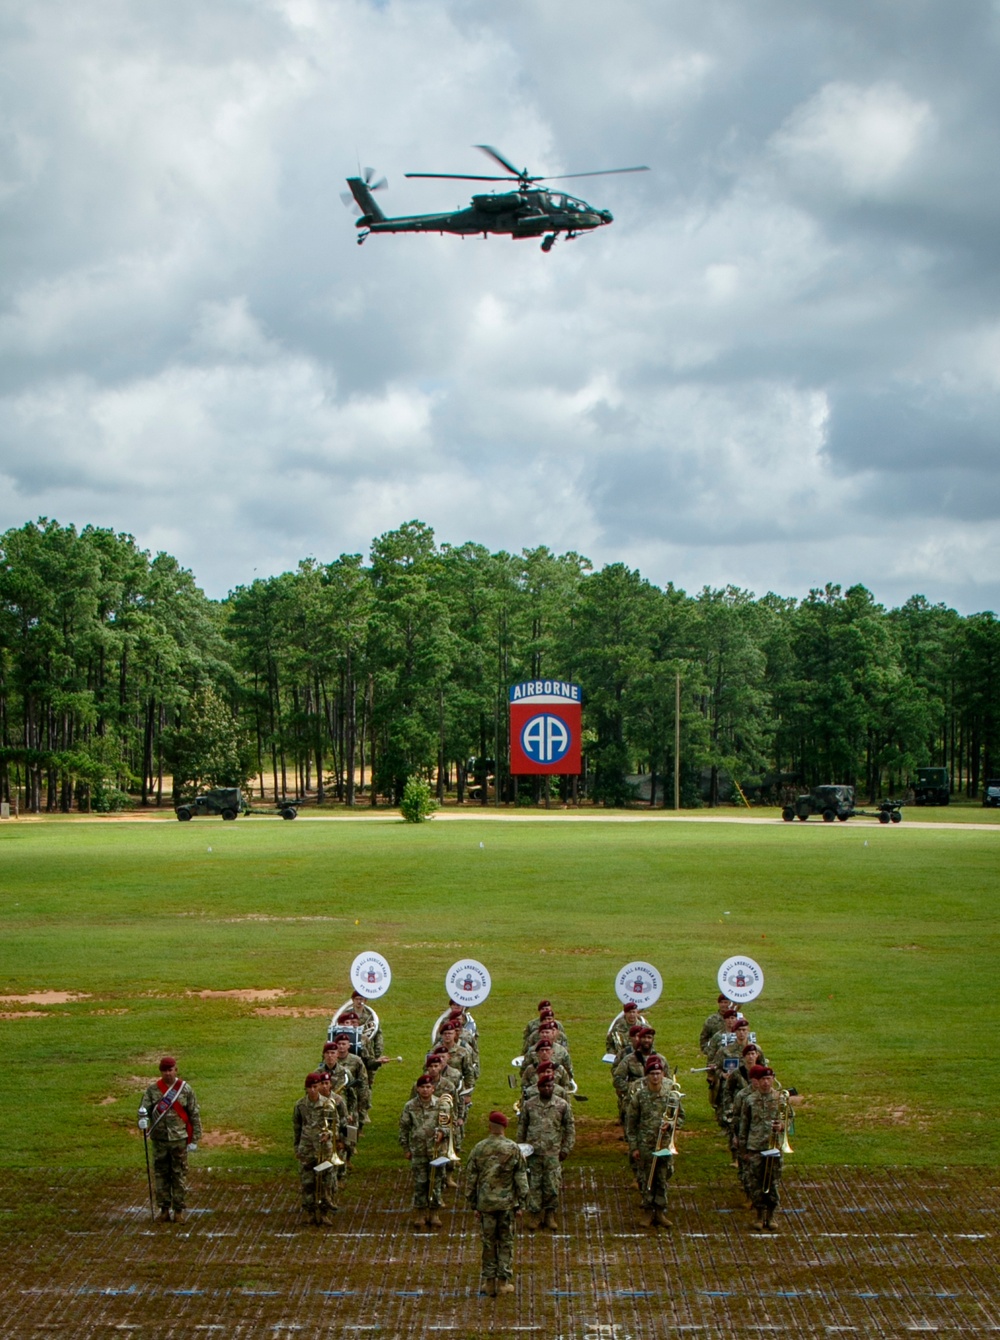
[{"x1": 1, "y1": 816, "x2": 997, "y2": 1337}]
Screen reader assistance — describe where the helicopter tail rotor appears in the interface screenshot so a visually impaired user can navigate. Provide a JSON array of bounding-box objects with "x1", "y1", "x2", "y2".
[{"x1": 343, "y1": 169, "x2": 388, "y2": 224}]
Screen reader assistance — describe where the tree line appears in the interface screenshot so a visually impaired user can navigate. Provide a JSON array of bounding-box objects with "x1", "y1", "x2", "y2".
[{"x1": 0, "y1": 518, "x2": 997, "y2": 812}]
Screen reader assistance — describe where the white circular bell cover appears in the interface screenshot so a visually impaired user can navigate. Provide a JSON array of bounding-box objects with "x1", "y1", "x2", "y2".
[
  {"x1": 445, "y1": 959, "x2": 492, "y2": 1007},
  {"x1": 717, "y1": 954, "x2": 764, "y2": 1003},
  {"x1": 350, "y1": 951, "x2": 392, "y2": 999},
  {"x1": 615, "y1": 961, "x2": 662, "y2": 1009}
]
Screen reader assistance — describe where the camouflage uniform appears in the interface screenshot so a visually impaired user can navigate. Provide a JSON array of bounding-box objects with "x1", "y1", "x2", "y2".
[
  {"x1": 516, "y1": 1092, "x2": 574, "y2": 1219},
  {"x1": 612, "y1": 1049, "x2": 664, "y2": 1120},
  {"x1": 708, "y1": 1039, "x2": 744, "y2": 1126},
  {"x1": 522, "y1": 1019, "x2": 569, "y2": 1050},
  {"x1": 520, "y1": 1058, "x2": 571, "y2": 1093},
  {"x1": 465, "y1": 1134, "x2": 529, "y2": 1283},
  {"x1": 140, "y1": 1078, "x2": 202, "y2": 1216},
  {"x1": 399, "y1": 1095, "x2": 446, "y2": 1211},
  {"x1": 738, "y1": 1088, "x2": 784, "y2": 1221},
  {"x1": 524, "y1": 1040, "x2": 573, "y2": 1081},
  {"x1": 699, "y1": 1011, "x2": 724, "y2": 1055},
  {"x1": 293, "y1": 1092, "x2": 343, "y2": 1214},
  {"x1": 320, "y1": 1053, "x2": 370, "y2": 1130},
  {"x1": 625, "y1": 1083, "x2": 683, "y2": 1212}
]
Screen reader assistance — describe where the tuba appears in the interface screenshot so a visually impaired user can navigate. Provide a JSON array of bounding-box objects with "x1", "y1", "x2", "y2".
[{"x1": 332, "y1": 999, "x2": 380, "y2": 1052}]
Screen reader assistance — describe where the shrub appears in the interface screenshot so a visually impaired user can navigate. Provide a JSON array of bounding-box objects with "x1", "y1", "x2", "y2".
[{"x1": 400, "y1": 775, "x2": 437, "y2": 823}]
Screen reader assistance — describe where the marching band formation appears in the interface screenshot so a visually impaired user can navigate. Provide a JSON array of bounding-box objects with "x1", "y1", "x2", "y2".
[{"x1": 136, "y1": 962, "x2": 797, "y2": 1294}]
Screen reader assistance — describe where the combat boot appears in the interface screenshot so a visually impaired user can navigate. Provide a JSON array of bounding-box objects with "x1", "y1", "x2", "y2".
[
  {"x1": 445, "y1": 1173, "x2": 459, "y2": 1189},
  {"x1": 496, "y1": 1280, "x2": 515, "y2": 1294},
  {"x1": 653, "y1": 1208, "x2": 672, "y2": 1229},
  {"x1": 156, "y1": 1208, "x2": 172, "y2": 1223},
  {"x1": 523, "y1": 1212, "x2": 539, "y2": 1232},
  {"x1": 412, "y1": 1214, "x2": 427, "y2": 1230},
  {"x1": 543, "y1": 1209, "x2": 559, "y2": 1231},
  {"x1": 479, "y1": 1278, "x2": 496, "y2": 1297},
  {"x1": 638, "y1": 1207, "x2": 655, "y2": 1228},
  {"x1": 173, "y1": 1210, "x2": 187, "y2": 1225},
  {"x1": 426, "y1": 1212, "x2": 443, "y2": 1228},
  {"x1": 763, "y1": 1207, "x2": 777, "y2": 1233}
]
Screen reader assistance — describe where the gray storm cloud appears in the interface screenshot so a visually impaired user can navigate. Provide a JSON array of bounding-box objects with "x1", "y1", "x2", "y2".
[{"x1": 0, "y1": 0, "x2": 998, "y2": 611}]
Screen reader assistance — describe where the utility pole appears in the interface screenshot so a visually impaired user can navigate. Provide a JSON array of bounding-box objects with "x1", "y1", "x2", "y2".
[{"x1": 674, "y1": 671, "x2": 681, "y2": 812}]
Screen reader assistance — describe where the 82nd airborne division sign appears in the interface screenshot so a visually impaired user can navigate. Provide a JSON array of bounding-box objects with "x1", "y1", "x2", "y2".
[{"x1": 509, "y1": 680, "x2": 582, "y2": 775}]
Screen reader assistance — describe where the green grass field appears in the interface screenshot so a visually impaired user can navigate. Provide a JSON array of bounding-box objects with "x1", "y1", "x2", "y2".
[{"x1": 1, "y1": 815, "x2": 995, "y2": 1175}]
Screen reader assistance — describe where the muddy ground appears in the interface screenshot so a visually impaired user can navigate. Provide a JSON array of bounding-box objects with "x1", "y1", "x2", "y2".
[{"x1": 1, "y1": 1166, "x2": 997, "y2": 1338}]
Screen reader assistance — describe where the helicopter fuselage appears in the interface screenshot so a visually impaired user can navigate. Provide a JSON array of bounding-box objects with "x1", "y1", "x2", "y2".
[{"x1": 348, "y1": 180, "x2": 612, "y2": 244}]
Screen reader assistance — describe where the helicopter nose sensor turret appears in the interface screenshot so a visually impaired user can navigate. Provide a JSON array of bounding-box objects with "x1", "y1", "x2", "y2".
[{"x1": 600, "y1": 209, "x2": 614, "y2": 224}]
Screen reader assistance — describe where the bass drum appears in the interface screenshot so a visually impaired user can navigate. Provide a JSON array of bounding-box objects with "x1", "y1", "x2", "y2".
[{"x1": 330, "y1": 999, "x2": 380, "y2": 1049}]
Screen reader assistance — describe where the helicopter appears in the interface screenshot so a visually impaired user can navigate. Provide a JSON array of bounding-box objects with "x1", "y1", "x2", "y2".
[{"x1": 343, "y1": 145, "x2": 649, "y2": 252}]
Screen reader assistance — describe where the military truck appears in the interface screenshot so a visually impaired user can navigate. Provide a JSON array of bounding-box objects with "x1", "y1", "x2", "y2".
[
  {"x1": 175, "y1": 787, "x2": 247, "y2": 821},
  {"x1": 984, "y1": 779, "x2": 1000, "y2": 809},
  {"x1": 911, "y1": 766, "x2": 950, "y2": 806},
  {"x1": 782, "y1": 784, "x2": 903, "y2": 824}
]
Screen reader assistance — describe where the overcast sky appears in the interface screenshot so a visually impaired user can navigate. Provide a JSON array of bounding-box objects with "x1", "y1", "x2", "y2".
[{"x1": 2, "y1": 0, "x2": 999, "y2": 612}]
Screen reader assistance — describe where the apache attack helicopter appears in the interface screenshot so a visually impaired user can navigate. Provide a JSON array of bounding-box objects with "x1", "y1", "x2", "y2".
[{"x1": 343, "y1": 145, "x2": 649, "y2": 252}]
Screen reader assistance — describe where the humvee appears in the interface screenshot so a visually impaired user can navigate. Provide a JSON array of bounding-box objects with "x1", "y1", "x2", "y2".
[
  {"x1": 984, "y1": 779, "x2": 1000, "y2": 809},
  {"x1": 782, "y1": 784, "x2": 902, "y2": 824},
  {"x1": 175, "y1": 787, "x2": 246, "y2": 821}
]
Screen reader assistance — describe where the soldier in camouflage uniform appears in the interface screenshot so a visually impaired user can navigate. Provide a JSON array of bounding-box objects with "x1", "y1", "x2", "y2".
[
  {"x1": 349, "y1": 990, "x2": 387, "y2": 1086},
  {"x1": 520, "y1": 1040, "x2": 571, "y2": 1095},
  {"x1": 523, "y1": 1006, "x2": 569, "y2": 1052},
  {"x1": 625, "y1": 1056, "x2": 683, "y2": 1229},
  {"x1": 704, "y1": 1008, "x2": 739, "y2": 1113},
  {"x1": 293, "y1": 1072, "x2": 342, "y2": 1224},
  {"x1": 465, "y1": 1110, "x2": 529, "y2": 1296},
  {"x1": 320, "y1": 1034, "x2": 371, "y2": 1133},
  {"x1": 613, "y1": 1026, "x2": 664, "y2": 1122},
  {"x1": 524, "y1": 1022, "x2": 573, "y2": 1081},
  {"x1": 315, "y1": 1070, "x2": 351, "y2": 1189},
  {"x1": 138, "y1": 1056, "x2": 202, "y2": 1224},
  {"x1": 737, "y1": 1065, "x2": 784, "y2": 1232},
  {"x1": 411, "y1": 1051, "x2": 462, "y2": 1181},
  {"x1": 437, "y1": 1020, "x2": 477, "y2": 1092},
  {"x1": 399, "y1": 1075, "x2": 447, "y2": 1230},
  {"x1": 605, "y1": 1002, "x2": 640, "y2": 1057},
  {"x1": 708, "y1": 1017, "x2": 752, "y2": 1127},
  {"x1": 723, "y1": 1043, "x2": 762, "y2": 1161},
  {"x1": 699, "y1": 994, "x2": 734, "y2": 1055},
  {"x1": 516, "y1": 1067, "x2": 574, "y2": 1230}
]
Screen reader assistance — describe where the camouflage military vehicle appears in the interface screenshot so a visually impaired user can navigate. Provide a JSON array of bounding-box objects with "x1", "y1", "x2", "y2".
[
  {"x1": 783, "y1": 784, "x2": 856, "y2": 822},
  {"x1": 782, "y1": 784, "x2": 902, "y2": 824},
  {"x1": 911, "y1": 766, "x2": 950, "y2": 806},
  {"x1": 175, "y1": 787, "x2": 247, "y2": 821}
]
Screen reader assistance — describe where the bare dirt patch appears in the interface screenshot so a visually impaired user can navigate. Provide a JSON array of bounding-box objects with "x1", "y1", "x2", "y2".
[
  {"x1": 252, "y1": 1006, "x2": 330, "y2": 1019},
  {"x1": 0, "y1": 1011, "x2": 46, "y2": 1020},
  {"x1": 0, "y1": 991, "x2": 91, "y2": 1005},
  {"x1": 571, "y1": 1116, "x2": 623, "y2": 1150},
  {"x1": 852, "y1": 1101, "x2": 933, "y2": 1131},
  {"x1": 89, "y1": 1008, "x2": 129, "y2": 1016},
  {"x1": 188, "y1": 989, "x2": 287, "y2": 1002},
  {"x1": 198, "y1": 1128, "x2": 266, "y2": 1151},
  {"x1": 220, "y1": 914, "x2": 341, "y2": 924},
  {"x1": 98, "y1": 1096, "x2": 118, "y2": 1106}
]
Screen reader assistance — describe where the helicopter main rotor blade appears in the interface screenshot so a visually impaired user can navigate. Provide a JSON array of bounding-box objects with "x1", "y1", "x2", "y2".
[
  {"x1": 474, "y1": 144, "x2": 524, "y2": 177},
  {"x1": 404, "y1": 172, "x2": 522, "y2": 182},
  {"x1": 535, "y1": 166, "x2": 651, "y2": 181}
]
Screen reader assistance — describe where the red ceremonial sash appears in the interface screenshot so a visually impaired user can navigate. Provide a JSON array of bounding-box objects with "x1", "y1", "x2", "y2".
[{"x1": 156, "y1": 1077, "x2": 193, "y2": 1141}]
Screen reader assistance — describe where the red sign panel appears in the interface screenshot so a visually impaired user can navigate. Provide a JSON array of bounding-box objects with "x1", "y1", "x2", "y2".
[{"x1": 509, "y1": 680, "x2": 582, "y2": 776}]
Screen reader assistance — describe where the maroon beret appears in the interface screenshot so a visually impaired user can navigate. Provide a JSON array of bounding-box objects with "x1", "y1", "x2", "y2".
[
  {"x1": 538, "y1": 1020, "x2": 557, "y2": 1031},
  {"x1": 425, "y1": 1051, "x2": 442, "y2": 1063},
  {"x1": 305, "y1": 1072, "x2": 324, "y2": 1087},
  {"x1": 535, "y1": 1038, "x2": 554, "y2": 1049},
  {"x1": 416, "y1": 1074, "x2": 434, "y2": 1086},
  {"x1": 644, "y1": 1057, "x2": 664, "y2": 1073},
  {"x1": 332, "y1": 1031, "x2": 351, "y2": 1044},
  {"x1": 448, "y1": 1004, "x2": 464, "y2": 1016},
  {"x1": 337, "y1": 1011, "x2": 359, "y2": 1023},
  {"x1": 439, "y1": 1021, "x2": 458, "y2": 1033},
  {"x1": 537, "y1": 999, "x2": 551, "y2": 1010},
  {"x1": 536, "y1": 1061, "x2": 556, "y2": 1075},
  {"x1": 638, "y1": 1025, "x2": 656, "y2": 1038},
  {"x1": 158, "y1": 1057, "x2": 177, "y2": 1071},
  {"x1": 623, "y1": 1002, "x2": 638, "y2": 1013},
  {"x1": 742, "y1": 1043, "x2": 759, "y2": 1057},
  {"x1": 749, "y1": 1064, "x2": 767, "y2": 1079},
  {"x1": 628, "y1": 1024, "x2": 643, "y2": 1037},
  {"x1": 760, "y1": 1066, "x2": 775, "y2": 1077},
  {"x1": 322, "y1": 1041, "x2": 337, "y2": 1053},
  {"x1": 488, "y1": 1110, "x2": 509, "y2": 1127},
  {"x1": 734, "y1": 1018, "x2": 750, "y2": 1031},
  {"x1": 717, "y1": 993, "x2": 730, "y2": 1004}
]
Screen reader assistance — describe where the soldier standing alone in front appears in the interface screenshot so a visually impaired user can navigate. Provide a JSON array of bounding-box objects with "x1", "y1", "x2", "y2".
[
  {"x1": 465, "y1": 1111, "x2": 529, "y2": 1297},
  {"x1": 138, "y1": 1056, "x2": 201, "y2": 1224}
]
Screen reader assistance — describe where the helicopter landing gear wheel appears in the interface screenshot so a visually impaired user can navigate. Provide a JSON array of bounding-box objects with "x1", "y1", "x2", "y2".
[{"x1": 541, "y1": 233, "x2": 557, "y2": 252}]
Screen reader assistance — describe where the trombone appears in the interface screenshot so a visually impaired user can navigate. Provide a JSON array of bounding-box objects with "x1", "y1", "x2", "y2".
[
  {"x1": 312, "y1": 1106, "x2": 344, "y2": 1223},
  {"x1": 760, "y1": 1088, "x2": 792, "y2": 1194},
  {"x1": 646, "y1": 1082, "x2": 683, "y2": 1191},
  {"x1": 429, "y1": 1093, "x2": 461, "y2": 1198}
]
